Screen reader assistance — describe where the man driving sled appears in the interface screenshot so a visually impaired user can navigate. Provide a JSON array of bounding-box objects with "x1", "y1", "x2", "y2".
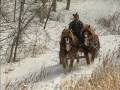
[{"x1": 69, "y1": 13, "x2": 85, "y2": 47}]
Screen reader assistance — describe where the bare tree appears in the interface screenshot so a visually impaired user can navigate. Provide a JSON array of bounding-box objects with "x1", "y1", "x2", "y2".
[
  {"x1": 13, "y1": 0, "x2": 17, "y2": 22},
  {"x1": 22, "y1": 0, "x2": 25, "y2": 12},
  {"x1": 44, "y1": 0, "x2": 54, "y2": 29},
  {"x1": 57, "y1": 0, "x2": 62, "y2": 2},
  {"x1": 2, "y1": 0, "x2": 52, "y2": 63},
  {"x1": 52, "y1": 0, "x2": 57, "y2": 12},
  {"x1": 35, "y1": 0, "x2": 37, "y2": 3},
  {"x1": 66, "y1": 0, "x2": 71, "y2": 10},
  {"x1": 12, "y1": 0, "x2": 24, "y2": 62},
  {"x1": 0, "y1": 0, "x2": 1, "y2": 29},
  {"x1": 35, "y1": 0, "x2": 48, "y2": 23},
  {"x1": 8, "y1": 0, "x2": 24, "y2": 62},
  {"x1": 0, "y1": 0, "x2": 1, "y2": 16}
]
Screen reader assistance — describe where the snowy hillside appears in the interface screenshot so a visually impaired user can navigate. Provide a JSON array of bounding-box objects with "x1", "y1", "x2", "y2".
[{"x1": 1, "y1": 0, "x2": 120, "y2": 90}]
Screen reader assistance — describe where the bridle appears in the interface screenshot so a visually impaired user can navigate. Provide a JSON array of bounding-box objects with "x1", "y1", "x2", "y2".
[
  {"x1": 84, "y1": 31, "x2": 90, "y2": 46},
  {"x1": 62, "y1": 29, "x2": 77, "y2": 52},
  {"x1": 84, "y1": 31, "x2": 98, "y2": 51},
  {"x1": 64, "y1": 37, "x2": 71, "y2": 52}
]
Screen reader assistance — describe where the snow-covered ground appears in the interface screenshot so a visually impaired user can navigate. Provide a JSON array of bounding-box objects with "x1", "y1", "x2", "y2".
[
  {"x1": 1, "y1": 35, "x2": 120, "y2": 90},
  {"x1": 1, "y1": 0, "x2": 120, "y2": 90}
]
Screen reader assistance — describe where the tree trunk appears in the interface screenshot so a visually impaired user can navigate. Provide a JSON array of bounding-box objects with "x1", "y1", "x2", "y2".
[
  {"x1": 13, "y1": 0, "x2": 24, "y2": 62},
  {"x1": 0, "y1": 0, "x2": 1, "y2": 28},
  {"x1": 13, "y1": 0, "x2": 16, "y2": 22},
  {"x1": 57, "y1": 0, "x2": 62, "y2": 2},
  {"x1": 0, "y1": 0, "x2": 1, "y2": 15},
  {"x1": 44, "y1": 1, "x2": 53, "y2": 29},
  {"x1": 8, "y1": 37, "x2": 16, "y2": 63},
  {"x1": 22, "y1": 0, "x2": 25, "y2": 12},
  {"x1": 52, "y1": 0, "x2": 56, "y2": 12},
  {"x1": 35, "y1": 0, "x2": 37, "y2": 3},
  {"x1": 0, "y1": 0, "x2": 1, "y2": 18},
  {"x1": 66, "y1": 0, "x2": 71, "y2": 10},
  {"x1": 8, "y1": 0, "x2": 36, "y2": 63}
]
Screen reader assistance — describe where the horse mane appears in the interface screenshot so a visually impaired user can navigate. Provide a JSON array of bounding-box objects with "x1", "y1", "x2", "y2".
[
  {"x1": 62, "y1": 28, "x2": 77, "y2": 42},
  {"x1": 69, "y1": 30, "x2": 75, "y2": 41},
  {"x1": 69, "y1": 29, "x2": 79, "y2": 44},
  {"x1": 84, "y1": 24, "x2": 100, "y2": 49},
  {"x1": 60, "y1": 28, "x2": 79, "y2": 46},
  {"x1": 84, "y1": 24, "x2": 97, "y2": 40},
  {"x1": 84, "y1": 24, "x2": 95, "y2": 35}
]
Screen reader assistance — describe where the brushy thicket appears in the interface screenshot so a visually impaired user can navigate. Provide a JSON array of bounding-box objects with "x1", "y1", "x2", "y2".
[
  {"x1": 0, "y1": 0, "x2": 49, "y2": 63},
  {"x1": 97, "y1": 12, "x2": 120, "y2": 34},
  {"x1": 60, "y1": 50, "x2": 120, "y2": 90}
]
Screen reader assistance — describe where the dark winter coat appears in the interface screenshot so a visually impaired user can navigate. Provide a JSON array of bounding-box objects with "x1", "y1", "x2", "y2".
[
  {"x1": 69, "y1": 20, "x2": 84, "y2": 44},
  {"x1": 69, "y1": 20, "x2": 84, "y2": 33}
]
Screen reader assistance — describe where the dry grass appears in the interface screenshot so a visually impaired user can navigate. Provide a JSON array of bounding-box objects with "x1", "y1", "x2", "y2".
[
  {"x1": 97, "y1": 12, "x2": 120, "y2": 34},
  {"x1": 61, "y1": 52, "x2": 120, "y2": 90},
  {"x1": 4, "y1": 65, "x2": 48, "y2": 90}
]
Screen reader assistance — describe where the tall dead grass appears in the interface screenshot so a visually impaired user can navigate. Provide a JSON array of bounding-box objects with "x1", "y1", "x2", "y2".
[
  {"x1": 97, "y1": 12, "x2": 120, "y2": 34},
  {"x1": 61, "y1": 51, "x2": 120, "y2": 90}
]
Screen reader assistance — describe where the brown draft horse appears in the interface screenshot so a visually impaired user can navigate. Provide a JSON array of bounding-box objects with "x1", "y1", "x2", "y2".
[
  {"x1": 83, "y1": 24, "x2": 100, "y2": 62},
  {"x1": 59, "y1": 28, "x2": 90, "y2": 72}
]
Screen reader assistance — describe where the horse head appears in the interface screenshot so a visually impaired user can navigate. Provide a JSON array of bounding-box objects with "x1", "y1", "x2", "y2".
[
  {"x1": 83, "y1": 24, "x2": 95, "y2": 46},
  {"x1": 61, "y1": 29, "x2": 78, "y2": 52}
]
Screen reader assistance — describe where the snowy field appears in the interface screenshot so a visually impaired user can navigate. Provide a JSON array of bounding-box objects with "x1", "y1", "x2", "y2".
[
  {"x1": 1, "y1": 0, "x2": 120, "y2": 90},
  {"x1": 1, "y1": 35, "x2": 120, "y2": 90}
]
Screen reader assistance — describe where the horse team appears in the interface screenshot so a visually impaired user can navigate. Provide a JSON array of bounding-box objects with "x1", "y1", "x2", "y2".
[{"x1": 59, "y1": 24, "x2": 100, "y2": 72}]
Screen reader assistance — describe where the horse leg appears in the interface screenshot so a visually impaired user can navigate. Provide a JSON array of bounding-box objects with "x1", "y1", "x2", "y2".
[
  {"x1": 59, "y1": 50, "x2": 62, "y2": 64},
  {"x1": 86, "y1": 55, "x2": 90, "y2": 65},
  {"x1": 59, "y1": 50, "x2": 66, "y2": 64},
  {"x1": 62, "y1": 57, "x2": 66, "y2": 69},
  {"x1": 69, "y1": 55, "x2": 74, "y2": 72},
  {"x1": 77, "y1": 57, "x2": 79, "y2": 63},
  {"x1": 60, "y1": 54, "x2": 62, "y2": 64},
  {"x1": 91, "y1": 50, "x2": 96, "y2": 62},
  {"x1": 60, "y1": 56, "x2": 62, "y2": 64},
  {"x1": 62, "y1": 57, "x2": 68, "y2": 73},
  {"x1": 84, "y1": 52, "x2": 90, "y2": 65},
  {"x1": 76, "y1": 52, "x2": 79, "y2": 63},
  {"x1": 69, "y1": 59, "x2": 74, "y2": 72}
]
